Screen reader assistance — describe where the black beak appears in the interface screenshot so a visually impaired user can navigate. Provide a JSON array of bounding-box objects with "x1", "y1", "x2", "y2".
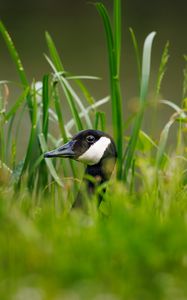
[{"x1": 44, "y1": 140, "x2": 76, "y2": 158}]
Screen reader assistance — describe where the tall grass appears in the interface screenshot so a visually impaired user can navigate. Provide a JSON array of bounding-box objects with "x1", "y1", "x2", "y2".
[
  {"x1": 0, "y1": 0, "x2": 187, "y2": 198},
  {"x1": 96, "y1": 0, "x2": 123, "y2": 179},
  {"x1": 0, "y1": 1, "x2": 187, "y2": 299}
]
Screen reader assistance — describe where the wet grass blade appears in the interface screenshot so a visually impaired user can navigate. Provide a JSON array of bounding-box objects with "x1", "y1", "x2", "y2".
[{"x1": 123, "y1": 32, "x2": 156, "y2": 181}]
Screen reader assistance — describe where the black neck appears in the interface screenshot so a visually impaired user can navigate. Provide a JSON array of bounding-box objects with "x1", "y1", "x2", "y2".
[
  {"x1": 74, "y1": 157, "x2": 116, "y2": 208},
  {"x1": 85, "y1": 157, "x2": 116, "y2": 194}
]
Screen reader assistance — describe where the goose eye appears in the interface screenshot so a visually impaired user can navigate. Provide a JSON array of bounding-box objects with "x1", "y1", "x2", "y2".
[{"x1": 86, "y1": 135, "x2": 95, "y2": 143}]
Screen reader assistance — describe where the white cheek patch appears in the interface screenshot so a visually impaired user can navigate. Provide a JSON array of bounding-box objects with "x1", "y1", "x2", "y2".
[{"x1": 78, "y1": 137, "x2": 111, "y2": 165}]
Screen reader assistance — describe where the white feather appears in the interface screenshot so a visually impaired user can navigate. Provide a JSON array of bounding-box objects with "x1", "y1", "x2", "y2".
[{"x1": 78, "y1": 137, "x2": 111, "y2": 165}]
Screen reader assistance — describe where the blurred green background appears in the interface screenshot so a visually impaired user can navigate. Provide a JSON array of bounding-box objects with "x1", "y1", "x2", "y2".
[{"x1": 0, "y1": 0, "x2": 186, "y2": 150}]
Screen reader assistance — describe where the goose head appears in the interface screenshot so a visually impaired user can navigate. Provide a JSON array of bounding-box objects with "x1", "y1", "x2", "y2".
[
  {"x1": 44, "y1": 129, "x2": 117, "y2": 200},
  {"x1": 44, "y1": 129, "x2": 117, "y2": 168}
]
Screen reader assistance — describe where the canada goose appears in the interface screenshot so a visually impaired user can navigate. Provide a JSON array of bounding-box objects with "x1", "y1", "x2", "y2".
[{"x1": 44, "y1": 129, "x2": 117, "y2": 206}]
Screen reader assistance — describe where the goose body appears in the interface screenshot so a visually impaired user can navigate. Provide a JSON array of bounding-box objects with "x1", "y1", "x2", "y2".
[{"x1": 44, "y1": 129, "x2": 117, "y2": 206}]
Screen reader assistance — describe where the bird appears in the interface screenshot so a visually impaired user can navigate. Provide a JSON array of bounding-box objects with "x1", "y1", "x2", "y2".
[{"x1": 44, "y1": 129, "x2": 117, "y2": 207}]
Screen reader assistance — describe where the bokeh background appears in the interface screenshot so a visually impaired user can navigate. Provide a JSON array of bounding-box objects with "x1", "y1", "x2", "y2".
[{"x1": 0, "y1": 0, "x2": 187, "y2": 153}]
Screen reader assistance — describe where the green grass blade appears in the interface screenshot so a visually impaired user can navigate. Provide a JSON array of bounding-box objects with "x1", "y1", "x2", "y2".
[
  {"x1": 0, "y1": 21, "x2": 28, "y2": 87},
  {"x1": 156, "y1": 119, "x2": 174, "y2": 169},
  {"x1": 29, "y1": 154, "x2": 44, "y2": 176},
  {"x1": 39, "y1": 133, "x2": 64, "y2": 187},
  {"x1": 114, "y1": 0, "x2": 121, "y2": 73},
  {"x1": 45, "y1": 36, "x2": 85, "y2": 130},
  {"x1": 72, "y1": 77, "x2": 95, "y2": 105},
  {"x1": 140, "y1": 32, "x2": 156, "y2": 104},
  {"x1": 52, "y1": 84, "x2": 78, "y2": 179},
  {"x1": 16, "y1": 89, "x2": 38, "y2": 188},
  {"x1": 52, "y1": 84, "x2": 67, "y2": 141},
  {"x1": 95, "y1": 3, "x2": 115, "y2": 76},
  {"x1": 0, "y1": 20, "x2": 33, "y2": 115},
  {"x1": 6, "y1": 115, "x2": 15, "y2": 164},
  {"x1": 44, "y1": 34, "x2": 84, "y2": 178},
  {"x1": 45, "y1": 33, "x2": 92, "y2": 128},
  {"x1": 67, "y1": 75, "x2": 101, "y2": 80},
  {"x1": 45, "y1": 31, "x2": 64, "y2": 72},
  {"x1": 123, "y1": 32, "x2": 156, "y2": 181},
  {"x1": 155, "y1": 41, "x2": 169, "y2": 96},
  {"x1": 5, "y1": 89, "x2": 29, "y2": 164},
  {"x1": 45, "y1": 55, "x2": 84, "y2": 130},
  {"x1": 42, "y1": 75, "x2": 50, "y2": 139},
  {"x1": 65, "y1": 96, "x2": 109, "y2": 132},
  {"x1": 60, "y1": 75, "x2": 92, "y2": 128},
  {"x1": 0, "y1": 21, "x2": 42, "y2": 183},
  {"x1": 94, "y1": 111, "x2": 106, "y2": 131},
  {"x1": 0, "y1": 127, "x2": 5, "y2": 161},
  {"x1": 160, "y1": 99, "x2": 186, "y2": 117},
  {"x1": 129, "y1": 28, "x2": 141, "y2": 85},
  {"x1": 94, "y1": 111, "x2": 100, "y2": 130},
  {"x1": 96, "y1": 2, "x2": 123, "y2": 179},
  {"x1": 60, "y1": 80, "x2": 84, "y2": 131}
]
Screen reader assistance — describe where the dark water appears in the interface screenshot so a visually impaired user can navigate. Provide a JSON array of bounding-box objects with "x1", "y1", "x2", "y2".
[{"x1": 0, "y1": 0, "x2": 186, "y2": 149}]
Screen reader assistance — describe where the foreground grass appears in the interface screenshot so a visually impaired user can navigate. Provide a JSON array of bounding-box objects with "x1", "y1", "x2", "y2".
[{"x1": 1, "y1": 180, "x2": 187, "y2": 300}]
